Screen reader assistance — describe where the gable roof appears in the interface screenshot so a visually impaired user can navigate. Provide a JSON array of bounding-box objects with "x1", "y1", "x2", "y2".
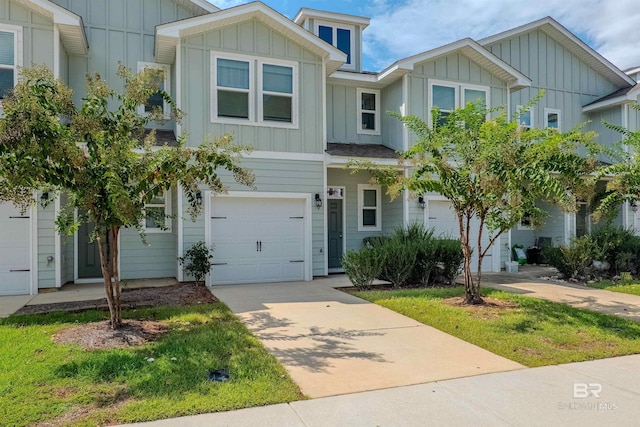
[
  {"x1": 582, "y1": 84, "x2": 640, "y2": 113},
  {"x1": 21, "y1": 0, "x2": 88, "y2": 55},
  {"x1": 478, "y1": 16, "x2": 635, "y2": 88},
  {"x1": 155, "y1": 1, "x2": 346, "y2": 72},
  {"x1": 330, "y1": 38, "x2": 531, "y2": 90}
]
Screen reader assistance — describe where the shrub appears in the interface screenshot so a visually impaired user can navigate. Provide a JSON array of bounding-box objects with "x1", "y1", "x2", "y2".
[
  {"x1": 590, "y1": 226, "x2": 640, "y2": 276},
  {"x1": 342, "y1": 248, "x2": 382, "y2": 290},
  {"x1": 432, "y1": 239, "x2": 464, "y2": 285},
  {"x1": 178, "y1": 241, "x2": 214, "y2": 285},
  {"x1": 542, "y1": 236, "x2": 594, "y2": 280},
  {"x1": 379, "y1": 237, "x2": 418, "y2": 289}
]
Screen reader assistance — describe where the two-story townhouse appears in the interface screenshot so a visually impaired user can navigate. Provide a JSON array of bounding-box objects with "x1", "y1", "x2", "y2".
[{"x1": 2, "y1": 1, "x2": 639, "y2": 297}]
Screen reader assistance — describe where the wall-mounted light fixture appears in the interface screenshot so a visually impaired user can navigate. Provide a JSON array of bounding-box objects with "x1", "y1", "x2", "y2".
[
  {"x1": 315, "y1": 193, "x2": 322, "y2": 209},
  {"x1": 418, "y1": 196, "x2": 426, "y2": 210},
  {"x1": 632, "y1": 201, "x2": 638, "y2": 212},
  {"x1": 195, "y1": 190, "x2": 202, "y2": 206},
  {"x1": 40, "y1": 192, "x2": 49, "y2": 208}
]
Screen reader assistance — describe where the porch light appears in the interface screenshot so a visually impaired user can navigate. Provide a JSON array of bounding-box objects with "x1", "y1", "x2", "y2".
[
  {"x1": 195, "y1": 190, "x2": 202, "y2": 206},
  {"x1": 418, "y1": 196, "x2": 426, "y2": 209},
  {"x1": 40, "y1": 192, "x2": 49, "y2": 208},
  {"x1": 632, "y1": 202, "x2": 638, "y2": 212},
  {"x1": 315, "y1": 193, "x2": 322, "y2": 209}
]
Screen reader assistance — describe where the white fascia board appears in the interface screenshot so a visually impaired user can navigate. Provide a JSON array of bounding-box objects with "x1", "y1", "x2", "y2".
[
  {"x1": 582, "y1": 95, "x2": 635, "y2": 113},
  {"x1": 188, "y1": 0, "x2": 219, "y2": 13},
  {"x1": 21, "y1": 0, "x2": 88, "y2": 54},
  {"x1": 329, "y1": 66, "x2": 410, "y2": 89},
  {"x1": 156, "y1": 2, "x2": 346, "y2": 64},
  {"x1": 479, "y1": 17, "x2": 635, "y2": 88},
  {"x1": 293, "y1": 7, "x2": 370, "y2": 29}
]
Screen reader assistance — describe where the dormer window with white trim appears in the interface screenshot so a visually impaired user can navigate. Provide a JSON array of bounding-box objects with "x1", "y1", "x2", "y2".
[
  {"x1": 315, "y1": 20, "x2": 355, "y2": 70},
  {"x1": 0, "y1": 24, "x2": 22, "y2": 100},
  {"x1": 357, "y1": 88, "x2": 380, "y2": 135},
  {"x1": 137, "y1": 62, "x2": 170, "y2": 119}
]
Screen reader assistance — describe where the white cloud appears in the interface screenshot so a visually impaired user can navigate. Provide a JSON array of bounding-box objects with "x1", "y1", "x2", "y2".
[{"x1": 363, "y1": 0, "x2": 640, "y2": 72}]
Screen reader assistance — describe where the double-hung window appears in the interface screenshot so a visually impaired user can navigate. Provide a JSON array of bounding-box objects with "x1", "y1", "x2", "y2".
[
  {"x1": 544, "y1": 108, "x2": 561, "y2": 131},
  {"x1": 358, "y1": 184, "x2": 381, "y2": 231},
  {"x1": 212, "y1": 54, "x2": 297, "y2": 127},
  {"x1": 137, "y1": 62, "x2": 170, "y2": 118},
  {"x1": 316, "y1": 20, "x2": 355, "y2": 70},
  {"x1": 357, "y1": 88, "x2": 380, "y2": 135},
  {"x1": 0, "y1": 24, "x2": 22, "y2": 100},
  {"x1": 516, "y1": 105, "x2": 534, "y2": 130},
  {"x1": 429, "y1": 80, "x2": 489, "y2": 127},
  {"x1": 144, "y1": 191, "x2": 171, "y2": 233}
]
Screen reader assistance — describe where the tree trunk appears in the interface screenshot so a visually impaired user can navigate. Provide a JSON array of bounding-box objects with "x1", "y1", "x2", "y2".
[
  {"x1": 111, "y1": 227, "x2": 121, "y2": 326},
  {"x1": 461, "y1": 211, "x2": 483, "y2": 305},
  {"x1": 96, "y1": 229, "x2": 121, "y2": 329}
]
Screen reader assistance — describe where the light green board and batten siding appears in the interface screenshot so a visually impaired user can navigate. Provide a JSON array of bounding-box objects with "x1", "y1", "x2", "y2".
[
  {"x1": 182, "y1": 159, "x2": 326, "y2": 277},
  {"x1": 0, "y1": 0, "x2": 54, "y2": 68},
  {"x1": 180, "y1": 19, "x2": 325, "y2": 153}
]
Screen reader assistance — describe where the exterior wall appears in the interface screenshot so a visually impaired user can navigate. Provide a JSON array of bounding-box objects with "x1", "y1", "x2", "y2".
[
  {"x1": 59, "y1": 193, "x2": 74, "y2": 285},
  {"x1": 327, "y1": 83, "x2": 381, "y2": 145},
  {"x1": 119, "y1": 186, "x2": 178, "y2": 280},
  {"x1": 183, "y1": 159, "x2": 326, "y2": 277},
  {"x1": 181, "y1": 19, "x2": 325, "y2": 153},
  {"x1": 37, "y1": 202, "x2": 55, "y2": 289},
  {"x1": 382, "y1": 78, "x2": 404, "y2": 151},
  {"x1": 52, "y1": 0, "x2": 198, "y2": 131},
  {"x1": 586, "y1": 106, "x2": 623, "y2": 154},
  {"x1": 327, "y1": 168, "x2": 404, "y2": 252},
  {"x1": 406, "y1": 52, "x2": 508, "y2": 147},
  {"x1": 0, "y1": 0, "x2": 54, "y2": 69},
  {"x1": 511, "y1": 202, "x2": 566, "y2": 250}
]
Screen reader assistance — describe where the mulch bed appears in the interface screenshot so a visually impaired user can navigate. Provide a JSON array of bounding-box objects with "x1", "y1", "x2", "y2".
[
  {"x1": 52, "y1": 320, "x2": 168, "y2": 350},
  {"x1": 15, "y1": 283, "x2": 217, "y2": 315}
]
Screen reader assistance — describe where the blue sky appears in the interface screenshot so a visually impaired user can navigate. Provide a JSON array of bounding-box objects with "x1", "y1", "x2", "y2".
[{"x1": 210, "y1": 0, "x2": 640, "y2": 72}]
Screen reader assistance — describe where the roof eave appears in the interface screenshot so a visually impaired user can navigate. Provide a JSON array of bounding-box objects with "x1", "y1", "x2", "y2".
[{"x1": 293, "y1": 7, "x2": 371, "y2": 29}]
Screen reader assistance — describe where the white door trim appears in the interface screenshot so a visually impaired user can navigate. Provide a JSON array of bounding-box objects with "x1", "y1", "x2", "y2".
[
  {"x1": 327, "y1": 186, "x2": 346, "y2": 274},
  {"x1": 30, "y1": 202, "x2": 38, "y2": 295},
  {"x1": 205, "y1": 191, "x2": 313, "y2": 285}
]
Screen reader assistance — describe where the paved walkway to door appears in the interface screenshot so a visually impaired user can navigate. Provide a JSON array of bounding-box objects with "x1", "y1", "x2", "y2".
[{"x1": 213, "y1": 278, "x2": 523, "y2": 398}]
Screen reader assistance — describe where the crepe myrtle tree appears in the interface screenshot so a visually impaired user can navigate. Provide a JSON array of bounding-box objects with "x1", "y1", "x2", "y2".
[
  {"x1": 0, "y1": 64, "x2": 255, "y2": 329},
  {"x1": 355, "y1": 94, "x2": 599, "y2": 304}
]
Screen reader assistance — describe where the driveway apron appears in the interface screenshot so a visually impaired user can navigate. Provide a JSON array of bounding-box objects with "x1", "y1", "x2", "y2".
[{"x1": 213, "y1": 279, "x2": 523, "y2": 398}]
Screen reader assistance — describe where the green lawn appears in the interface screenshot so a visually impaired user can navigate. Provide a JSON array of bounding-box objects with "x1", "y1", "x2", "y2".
[
  {"x1": 587, "y1": 280, "x2": 640, "y2": 296},
  {"x1": 355, "y1": 287, "x2": 640, "y2": 367},
  {"x1": 0, "y1": 304, "x2": 303, "y2": 427}
]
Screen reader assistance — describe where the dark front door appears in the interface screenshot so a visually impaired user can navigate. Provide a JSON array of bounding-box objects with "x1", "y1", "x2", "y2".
[
  {"x1": 328, "y1": 199, "x2": 343, "y2": 269},
  {"x1": 78, "y1": 221, "x2": 102, "y2": 278}
]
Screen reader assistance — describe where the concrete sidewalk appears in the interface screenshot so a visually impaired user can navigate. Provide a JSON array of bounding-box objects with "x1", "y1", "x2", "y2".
[
  {"x1": 120, "y1": 354, "x2": 640, "y2": 427},
  {"x1": 213, "y1": 279, "x2": 523, "y2": 398}
]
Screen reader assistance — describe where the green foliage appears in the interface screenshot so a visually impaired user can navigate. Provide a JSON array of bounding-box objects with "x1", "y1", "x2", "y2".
[
  {"x1": 590, "y1": 226, "x2": 640, "y2": 276},
  {"x1": 353, "y1": 93, "x2": 599, "y2": 302},
  {"x1": 341, "y1": 248, "x2": 383, "y2": 290},
  {"x1": 178, "y1": 241, "x2": 214, "y2": 285},
  {"x1": 432, "y1": 239, "x2": 465, "y2": 285},
  {"x1": 379, "y1": 236, "x2": 418, "y2": 289},
  {"x1": 543, "y1": 236, "x2": 595, "y2": 280}
]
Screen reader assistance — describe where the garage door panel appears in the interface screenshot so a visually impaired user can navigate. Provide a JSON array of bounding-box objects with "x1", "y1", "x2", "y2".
[
  {"x1": 210, "y1": 197, "x2": 306, "y2": 285},
  {"x1": 0, "y1": 203, "x2": 32, "y2": 295}
]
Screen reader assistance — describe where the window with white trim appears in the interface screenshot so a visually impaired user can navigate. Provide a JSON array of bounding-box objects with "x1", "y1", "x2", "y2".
[
  {"x1": 0, "y1": 25, "x2": 22, "y2": 100},
  {"x1": 315, "y1": 20, "x2": 355, "y2": 70},
  {"x1": 358, "y1": 184, "x2": 381, "y2": 231},
  {"x1": 516, "y1": 105, "x2": 534, "y2": 130},
  {"x1": 544, "y1": 108, "x2": 561, "y2": 131},
  {"x1": 144, "y1": 191, "x2": 171, "y2": 233},
  {"x1": 137, "y1": 62, "x2": 170, "y2": 118},
  {"x1": 357, "y1": 88, "x2": 380, "y2": 135},
  {"x1": 211, "y1": 54, "x2": 297, "y2": 127},
  {"x1": 429, "y1": 80, "x2": 489, "y2": 127},
  {"x1": 518, "y1": 212, "x2": 534, "y2": 230}
]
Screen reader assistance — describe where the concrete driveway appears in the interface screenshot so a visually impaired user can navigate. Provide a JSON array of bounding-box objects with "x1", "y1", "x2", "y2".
[{"x1": 213, "y1": 278, "x2": 523, "y2": 398}]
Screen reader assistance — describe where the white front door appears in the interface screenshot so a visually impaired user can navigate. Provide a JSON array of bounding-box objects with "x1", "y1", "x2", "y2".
[
  {"x1": 210, "y1": 197, "x2": 306, "y2": 285},
  {"x1": 0, "y1": 202, "x2": 32, "y2": 295},
  {"x1": 427, "y1": 200, "x2": 494, "y2": 272}
]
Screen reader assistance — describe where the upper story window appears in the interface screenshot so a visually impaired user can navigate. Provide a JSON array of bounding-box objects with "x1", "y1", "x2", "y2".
[
  {"x1": 211, "y1": 53, "x2": 297, "y2": 128},
  {"x1": 544, "y1": 108, "x2": 561, "y2": 131},
  {"x1": 144, "y1": 190, "x2": 171, "y2": 233},
  {"x1": 315, "y1": 20, "x2": 355, "y2": 70},
  {"x1": 357, "y1": 88, "x2": 380, "y2": 135},
  {"x1": 0, "y1": 24, "x2": 22, "y2": 100},
  {"x1": 429, "y1": 80, "x2": 489, "y2": 127},
  {"x1": 516, "y1": 105, "x2": 533, "y2": 130},
  {"x1": 137, "y1": 62, "x2": 170, "y2": 119},
  {"x1": 358, "y1": 184, "x2": 382, "y2": 231}
]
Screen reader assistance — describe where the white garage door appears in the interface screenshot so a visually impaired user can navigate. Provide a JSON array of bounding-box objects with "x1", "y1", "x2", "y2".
[
  {"x1": 0, "y1": 202, "x2": 32, "y2": 295},
  {"x1": 427, "y1": 200, "x2": 495, "y2": 273},
  {"x1": 210, "y1": 197, "x2": 306, "y2": 285}
]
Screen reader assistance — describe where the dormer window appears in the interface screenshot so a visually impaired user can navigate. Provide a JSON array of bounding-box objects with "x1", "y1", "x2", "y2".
[{"x1": 315, "y1": 20, "x2": 355, "y2": 70}]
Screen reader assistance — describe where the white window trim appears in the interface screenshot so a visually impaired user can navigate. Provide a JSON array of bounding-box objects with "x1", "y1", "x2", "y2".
[
  {"x1": 314, "y1": 19, "x2": 355, "y2": 71},
  {"x1": 143, "y1": 190, "x2": 171, "y2": 233},
  {"x1": 516, "y1": 104, "x2": 534, "y2": 129},
  {"x1": 517, "y1": 213, "x2": 534, "y2": 230},
  {"x1": 258, "y1": 57, "x2": 298, "y2": 127},
  {"x1": 461, "y1": 83, "x2": 490, "y2": 113},
  {"x1": 357, "y1": 88, "x2": 380, "y2": 135},
  {"x1": 544, "y1": 108, "x2": 561, "y2": 131},
  {"x1": 357, "y1": 184, "x2": 382, "y2": 232},
  {"x1": 137, "y1": 62, "x2": 171, "y2": 119},
  {"x1": 210, "y1": 53, "x2": 298, "y2": 129},
  {"x1": 0, "y1": 23, "x2": 23, "y2": 99},
  {"x1": 428, "y1": 80, "x2": 490, "y2": 127}
]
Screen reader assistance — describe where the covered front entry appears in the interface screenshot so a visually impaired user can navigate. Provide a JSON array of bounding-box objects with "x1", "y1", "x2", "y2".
[
  {"x1": 77, "y1": 221, "x2": 102, "y2": 279},
  {"x1": 0, "y1": 202, "x2": 34, "y2": 295},
  {"x1": 426, "y1": 199, "x2": 498, "y2": 272},
  {"x1": 327, "y1": 197, "x2": 344, "y2": 271},
  {"x1": 208, "y1": 194, "x2": 310, "y2": 285}
]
